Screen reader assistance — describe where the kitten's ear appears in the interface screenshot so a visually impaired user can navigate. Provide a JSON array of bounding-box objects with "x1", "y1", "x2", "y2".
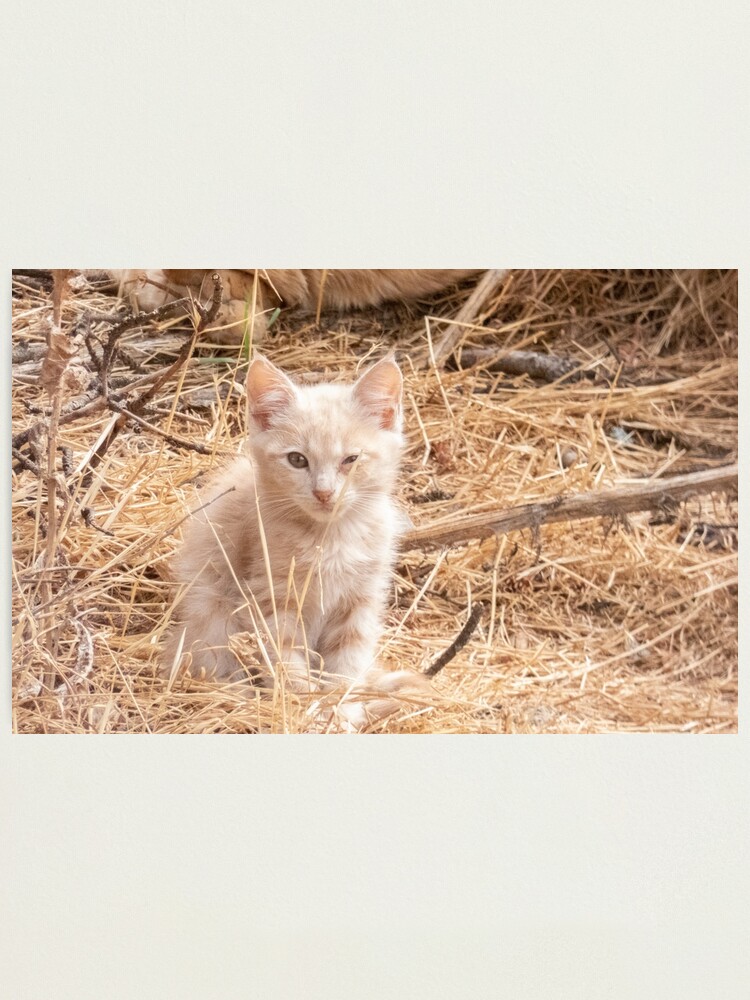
[
  {"x1": 353, "y1": 356, "x2": 403, "y2": 431},
  {"x1": 246, "y1": 355, "x2": 297, "y2": 431}
]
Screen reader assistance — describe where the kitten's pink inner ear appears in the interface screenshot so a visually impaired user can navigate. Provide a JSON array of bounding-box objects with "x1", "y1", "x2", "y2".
[
  {"x1": 353, "y1": 358, "x2": 403, "y2": 430},
  {"x1": 246, "y1": 357, "x2": 296, "y2": 431}
]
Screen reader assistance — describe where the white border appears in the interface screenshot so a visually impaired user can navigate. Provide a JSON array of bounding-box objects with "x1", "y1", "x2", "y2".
[{"x1": 2, "y1": 3, "x2": 747, "y2": 997}]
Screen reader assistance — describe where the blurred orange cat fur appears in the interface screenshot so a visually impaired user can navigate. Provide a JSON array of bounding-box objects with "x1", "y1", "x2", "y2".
[{"x1": 110, "y1": 268, "x2": 482, "y2": 342}]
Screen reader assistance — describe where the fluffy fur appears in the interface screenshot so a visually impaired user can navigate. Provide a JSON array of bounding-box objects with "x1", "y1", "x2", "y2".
[
  {"x1": 111, "y1": 268, "x2": 481, "y2": 342},
  {"x1": 164, "y1": 354, "x2": 428, "y2": 728}
]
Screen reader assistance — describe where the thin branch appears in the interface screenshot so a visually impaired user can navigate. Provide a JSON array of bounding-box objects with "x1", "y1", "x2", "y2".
[
  {"x1": 197, "y1": 271, "x2": 223, "y2": 327},
  {"x1": 99, "y1": 293, "x2": 194, "y2": 337},
  {"x1": 96, "y1": 294, "x2": 194, "y2": 389},
  {"x1": 13, "y1": 290, "x2": 199, "y2": 454},
  {"x1": 105, "y1": 400, "x2": 217, "y2": 455},
  {"x1": 13, "y1": 396, "x2": 108, "y2": 451},
  {"x1": 12, "y1": 447, "x2": 40, "y2": 476},
  {"x1": 424, "y1": 602, "x2": 485, "y2": 676},
  {"x1": 84, "y1": 272, "x2": 223, "y2": 475},
  {"x1": 401, "y1": 464, "x2": 738, "y2": 552},
  {"x1": 81, "y1": 506, "x2": 115, "y2": 536},
  {"x1": 13, "y1": 274, "x2": 225, "y2": 546}
]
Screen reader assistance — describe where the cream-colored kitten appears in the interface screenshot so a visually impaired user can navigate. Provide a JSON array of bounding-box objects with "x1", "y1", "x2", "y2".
[{"x1": 164, "y1": 354, "x2": 427, "y2": 728}]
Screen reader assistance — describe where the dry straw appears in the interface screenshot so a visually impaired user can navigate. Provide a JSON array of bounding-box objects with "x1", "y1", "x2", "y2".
[{"x1": 11, "y1": 269, "x2": 738, "y2": 733}]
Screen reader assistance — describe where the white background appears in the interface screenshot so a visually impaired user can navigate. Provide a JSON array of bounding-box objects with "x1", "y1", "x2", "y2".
[{"x1": 2, "y1": 3, "x2": 747, "y2": 997}]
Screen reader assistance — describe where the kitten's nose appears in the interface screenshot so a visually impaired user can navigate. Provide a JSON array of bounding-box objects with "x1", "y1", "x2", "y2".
[{"x1": 313, "y1": 489, "x2": 333, "y2": 505}]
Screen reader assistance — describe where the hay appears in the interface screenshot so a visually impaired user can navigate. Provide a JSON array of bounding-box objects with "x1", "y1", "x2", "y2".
[{"x1": 11, "y1": 269, "x2": 738, "y2": 734}]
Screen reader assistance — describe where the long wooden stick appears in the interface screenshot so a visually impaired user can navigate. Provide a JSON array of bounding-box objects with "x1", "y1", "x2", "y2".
[{"x1": 401, "y1": 464, "x2": 738, "y2": 551}]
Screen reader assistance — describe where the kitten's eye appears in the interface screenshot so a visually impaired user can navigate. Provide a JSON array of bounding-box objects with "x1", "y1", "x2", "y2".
[
  {"x1": 342, "y1": 454, "x2": 359, "y2": 466},
  {"x1": 287, "y1": 452, "x2": 308, "y2": 468}
]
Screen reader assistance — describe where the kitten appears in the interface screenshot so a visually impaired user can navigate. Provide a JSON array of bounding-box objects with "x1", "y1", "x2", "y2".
[
  {"x1": 164, "y1": 354, "x2": 428, "y2": 728},
  {"x1": 111, "y1": 268, "x2": 482, "y2": 342}
]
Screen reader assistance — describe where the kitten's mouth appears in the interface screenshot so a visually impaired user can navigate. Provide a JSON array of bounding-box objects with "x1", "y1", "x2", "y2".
[{"x1": 307, "y1": 497, "x2": 343, "y2": 520}]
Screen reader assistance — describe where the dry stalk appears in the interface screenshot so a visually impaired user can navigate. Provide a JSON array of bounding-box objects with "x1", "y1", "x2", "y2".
[{"x1": 38, "y1": 269, "x2": 72, "y2": 666}]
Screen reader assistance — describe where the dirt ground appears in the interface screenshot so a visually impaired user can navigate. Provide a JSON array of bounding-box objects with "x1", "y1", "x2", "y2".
[{"x1": 11, "y1": 269, "x2": 738, "y2": 733}]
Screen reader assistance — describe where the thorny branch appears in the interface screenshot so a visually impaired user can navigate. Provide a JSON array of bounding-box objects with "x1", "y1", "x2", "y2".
[{"x1": 104, "y1": 400, "x2": 216, "y2": 455}]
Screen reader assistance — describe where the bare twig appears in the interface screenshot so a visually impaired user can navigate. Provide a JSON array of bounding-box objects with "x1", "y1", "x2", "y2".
[
  {"x1": 83, "y1": 271, "x2": 218, "y2": 398},
  {"x1": 428, "y1": 269, "x2": 509, "y2": 367},
  {"x1": 12, "y1": 397, "x2": 108, "y2": 452},
  {"x1": 81, "y1": 506, "x2": 115, "y2": 536},
  {"x1": 95, "y1": 294, "x2": 197, "y2": 390},
  {"x1": 12, "y1": 447, "x2": 40, "y2": 476},
  {"x1": 85, "y1": 272, "x2": 223, "y2": 476},
  {"x1": 105, "y1": 400, "x2": 217, "y2": 455},
  {"x1": 402, "y1": 464, "x2": 738, "y2": 551},
  {"x1": 14, "y1": 288, "x2": 197, "y2": 456},
  {"x1": 424, "y1": 602, "x2": 485, "y2": 676},
  {"x1": 197, "y1": 271, "x2": 223, "y2": 327},
  {"x1": 14, "y1": 274, "x2": 225, "y2": 551}
]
